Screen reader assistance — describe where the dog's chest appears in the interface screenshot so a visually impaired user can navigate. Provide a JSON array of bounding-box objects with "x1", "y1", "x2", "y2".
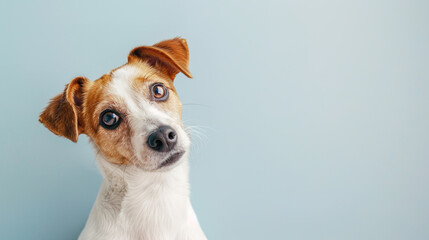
[
  {"x1": 116, "y1": 188, "x2": 189, "y2": 239},
  {"x1": 93, "y1": 166, "x2": 191, "y2": 240}
]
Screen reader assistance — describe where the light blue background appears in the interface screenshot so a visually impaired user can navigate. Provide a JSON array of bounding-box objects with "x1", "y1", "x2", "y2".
[{"x1": 1, "y1": 0, "x2": 429, "y2": 239}]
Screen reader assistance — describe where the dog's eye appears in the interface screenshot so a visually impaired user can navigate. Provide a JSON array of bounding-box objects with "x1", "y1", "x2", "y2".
[
  {"x1": 99, "y1": 110, "x2": 121, "y2": 130},
  {"x1": 151, "y1": 83, "x2": 168, "y2": 101}
]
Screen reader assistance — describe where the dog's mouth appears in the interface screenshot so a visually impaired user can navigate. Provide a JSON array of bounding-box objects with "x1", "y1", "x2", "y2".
[{"x1": 159, "y1": 151, "x2": 185, "y2": 168}]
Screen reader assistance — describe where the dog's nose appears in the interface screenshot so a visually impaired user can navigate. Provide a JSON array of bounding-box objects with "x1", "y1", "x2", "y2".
[{"x1": 147, "y1": 126, "x2": 177, "y2": 152}]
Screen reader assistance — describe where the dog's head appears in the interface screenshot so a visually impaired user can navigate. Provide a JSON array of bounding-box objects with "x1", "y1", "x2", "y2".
[{"x1": 39, "y1": 38, "x2": 192, "y2": 171}]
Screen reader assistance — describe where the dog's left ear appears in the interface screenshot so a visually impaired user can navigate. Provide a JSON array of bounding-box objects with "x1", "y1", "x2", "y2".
[
  {"x1": 39, "y1": 77, "x2": 90, "y2": 142},
  {"x1": 128, "y1": 37, "x2": 193, "y2": 80}
]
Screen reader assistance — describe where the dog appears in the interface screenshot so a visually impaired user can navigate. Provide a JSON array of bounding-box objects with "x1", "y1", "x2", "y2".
[{"x1": 39, "y1": 38, "x2": 207, "y2": 240}]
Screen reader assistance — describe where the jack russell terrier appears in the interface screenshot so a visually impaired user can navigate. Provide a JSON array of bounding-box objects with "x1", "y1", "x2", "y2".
[{"x1": 39, "y1": 38, "x2": 207, "y2": 240}]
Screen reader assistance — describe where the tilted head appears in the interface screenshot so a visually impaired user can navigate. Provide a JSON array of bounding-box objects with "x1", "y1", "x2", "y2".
[{"x1": 39, "y1": 38, "x2": 193, "y2": 171}]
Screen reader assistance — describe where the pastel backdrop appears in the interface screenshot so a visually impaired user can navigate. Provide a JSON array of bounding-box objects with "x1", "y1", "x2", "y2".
[{"x1": 1, "y1": 0, "x2": 428, "y2": 239}]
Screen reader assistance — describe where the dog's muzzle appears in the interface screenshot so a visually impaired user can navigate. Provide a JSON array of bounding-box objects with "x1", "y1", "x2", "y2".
[{"x1": 147, "y1": 125, "x2": 177, "y2": 152}]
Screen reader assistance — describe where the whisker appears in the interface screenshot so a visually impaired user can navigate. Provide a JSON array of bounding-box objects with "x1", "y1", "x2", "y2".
[{"x1": 185, "y1": 125, "x2": 211, "y2": 144}]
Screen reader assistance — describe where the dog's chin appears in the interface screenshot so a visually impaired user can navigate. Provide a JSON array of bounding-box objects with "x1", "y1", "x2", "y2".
[
  {"x1": 156, "y1": 150, "x2": 186, "y2": 171},
  {"x1": 132, "y1": 147, "x2": 188, "y2": 172},
  {"x1": 137, "y1": 150, "x2": 186, "y2": 172}
]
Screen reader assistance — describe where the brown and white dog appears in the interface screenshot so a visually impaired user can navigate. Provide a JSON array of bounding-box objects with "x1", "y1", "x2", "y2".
[{"x1": 39, "y1": 38, "x2": 207, "y2": 240}]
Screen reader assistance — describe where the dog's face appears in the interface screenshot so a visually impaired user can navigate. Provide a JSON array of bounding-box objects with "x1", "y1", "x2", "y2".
[{"x1": 39, "y1": 38, "x2": 193, "y2": 171}]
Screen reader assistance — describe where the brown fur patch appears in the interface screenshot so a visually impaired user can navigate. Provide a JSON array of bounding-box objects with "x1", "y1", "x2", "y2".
[
  {"x1": 81, "y1": 75, "x2": 134, "y2": 165},
  {"x1": 129, "y1": 62, "x2": 184, "y2": 119}
]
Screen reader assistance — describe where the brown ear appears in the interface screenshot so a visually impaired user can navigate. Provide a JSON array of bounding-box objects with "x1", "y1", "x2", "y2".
[
  {"x1": 128, "y1": 37, "x2": 193, "y2": 80},
  {"x1": 39, "y1": 77, "x2": 90, "y2": 142}
]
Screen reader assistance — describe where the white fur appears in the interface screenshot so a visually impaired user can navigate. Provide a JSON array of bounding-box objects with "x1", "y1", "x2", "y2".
[{"x1": 78, "y1": 64, "x2": 206, "y2": 240}]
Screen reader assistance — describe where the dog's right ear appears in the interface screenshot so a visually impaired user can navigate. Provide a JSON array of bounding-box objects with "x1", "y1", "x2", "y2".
[
  {"x1": 39, "y1": 77, "x2": 90, "y2": 143},
  {"x1": 128, "y1": 38, "x2": 193, "y2": 81}
]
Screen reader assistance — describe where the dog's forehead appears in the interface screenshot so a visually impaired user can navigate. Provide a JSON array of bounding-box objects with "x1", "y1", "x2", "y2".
[
  {"x1": 88, "y1": 62, "x2": 163, "y2": 103},
  {"x1": 84, "y1": 63, "x2": 152, "y2": 116},
  {"x1": 110, "y1": 63, "x2": 157, "y2": 93},
  {"x1": 107, "y1": 63, "x2": 155, "y2": 114}
]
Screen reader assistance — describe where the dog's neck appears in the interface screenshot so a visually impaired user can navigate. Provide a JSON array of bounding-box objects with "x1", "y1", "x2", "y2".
[
  {"x1": 79, "y1": 153, "x2": 194, "y2": 240},
  {"x1": 97, "y1": 153, "x2": 190, "y2": 197}
]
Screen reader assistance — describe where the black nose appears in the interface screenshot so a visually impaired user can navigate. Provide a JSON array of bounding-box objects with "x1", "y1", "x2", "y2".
[{"x1": 147, "y1": 126, "x2": 177, "y2": 152}]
